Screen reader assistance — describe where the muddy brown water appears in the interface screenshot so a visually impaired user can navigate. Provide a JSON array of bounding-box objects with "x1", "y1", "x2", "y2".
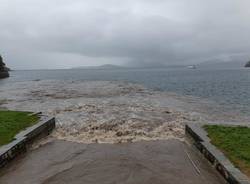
[
  {"x1": 0, "y1": 139, "x2": 225, "y2": 184},
  {"x1": 1, "y1": 80, "x2": 249, "y2": 145}
]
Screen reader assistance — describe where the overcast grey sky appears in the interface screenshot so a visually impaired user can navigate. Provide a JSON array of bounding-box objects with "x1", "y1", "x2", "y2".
[{"x1": 1, "y1": 0, "x2": 250, "y2": 69}]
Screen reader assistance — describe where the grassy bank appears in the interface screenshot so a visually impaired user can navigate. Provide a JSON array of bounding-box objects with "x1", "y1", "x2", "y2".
[
  {"x1": 204, "y1": 125, "x2": 250, "y2": 177},
  {"x1": 0, "y1": 111, "x2": 39, "y2": 146}
]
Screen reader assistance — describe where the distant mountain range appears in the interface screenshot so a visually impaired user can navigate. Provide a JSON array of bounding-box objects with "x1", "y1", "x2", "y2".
[
  {"x1": 72, "y1": 64, "x2": 124, "y2": 70},
  {"x1": 72, "y1": 64, "x2": 188, "y2": 70},
  {"x1": 71, "y1": 60, "x2": 250, "y2": 70}
]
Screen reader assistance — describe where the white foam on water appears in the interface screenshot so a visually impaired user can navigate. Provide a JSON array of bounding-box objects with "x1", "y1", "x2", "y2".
[{"x1": 0, "y1": 80, "x2": 248, "y2": 144}]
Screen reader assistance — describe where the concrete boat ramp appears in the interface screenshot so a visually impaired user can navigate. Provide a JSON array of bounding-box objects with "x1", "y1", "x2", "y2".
[{"x1": 0, "y1": 139, "x2": 225, "y2": 184}]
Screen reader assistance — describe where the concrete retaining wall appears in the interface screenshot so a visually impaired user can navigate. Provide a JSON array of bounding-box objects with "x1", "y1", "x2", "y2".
[
  {"x1": 186, "y1": 123, "x2": 250, "y2": 184},
  {"x1": 0, "y1": 116, "x2": 55, "y2": 169}
]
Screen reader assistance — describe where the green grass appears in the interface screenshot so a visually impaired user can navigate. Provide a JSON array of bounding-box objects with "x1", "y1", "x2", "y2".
[
  {"x1": 0, "y1": 111, "x2": 39, "y2": 146},
  {"x1": 204, "y1": 125, "x2": 250, "y2": 177}
]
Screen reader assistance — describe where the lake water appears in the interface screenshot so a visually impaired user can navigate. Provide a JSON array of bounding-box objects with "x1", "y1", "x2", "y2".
[{"x1": 1, "y1": 67, "x2": 250, "y2": 116}]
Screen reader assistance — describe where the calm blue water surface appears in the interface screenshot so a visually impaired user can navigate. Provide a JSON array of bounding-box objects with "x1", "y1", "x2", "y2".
[{"x1": 1, "y1": 68, "x2": 250, "y2": 115}]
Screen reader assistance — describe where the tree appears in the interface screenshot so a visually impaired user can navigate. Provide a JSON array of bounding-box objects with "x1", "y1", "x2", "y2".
[
  {"x1": 0, "y1": 55, "x2": 7, "y2": 71},
  {"x1": 0, "y1": 55, "x2": 3, "y2": 64}
]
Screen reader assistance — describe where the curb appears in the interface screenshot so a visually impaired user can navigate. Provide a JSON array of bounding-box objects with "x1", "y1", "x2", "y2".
[
  {"x1": 0, "y1": 115, "x2": 55, "y2": 168},
  {"x1": 186, "y1": 123, "x2": 250, "y2": 184}
]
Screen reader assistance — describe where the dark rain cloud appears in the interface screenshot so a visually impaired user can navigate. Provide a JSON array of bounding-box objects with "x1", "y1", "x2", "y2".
[{"x1": 0, "y1": 0, "x2": 250, "y2": 69}]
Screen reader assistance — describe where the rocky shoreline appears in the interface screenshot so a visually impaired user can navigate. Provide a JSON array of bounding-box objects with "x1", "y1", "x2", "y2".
[
  {"x1": 0, "y1": 71, "x2": 9, "y2": 79},
  {"x1": 0, "y1": 55, "x2": 9, "y2": 79}
]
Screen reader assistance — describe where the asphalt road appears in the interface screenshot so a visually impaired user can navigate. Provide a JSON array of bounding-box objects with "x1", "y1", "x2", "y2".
[{"x1": 0, "y1": 139, "x2": 225, "y2": 184}]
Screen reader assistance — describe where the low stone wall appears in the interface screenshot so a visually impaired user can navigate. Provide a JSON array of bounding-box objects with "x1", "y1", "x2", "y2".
[
  {"x1": 186, "y1": 123, "x2": 250, "y2": 184},
  {"x1": 0, "y1": 116, "x2": 55, "y2": 169}
]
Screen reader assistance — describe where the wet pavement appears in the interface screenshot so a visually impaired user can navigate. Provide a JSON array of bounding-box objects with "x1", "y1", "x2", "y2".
[{"x1": 0, "y1": 139, "x2": 225, "y2": 184}]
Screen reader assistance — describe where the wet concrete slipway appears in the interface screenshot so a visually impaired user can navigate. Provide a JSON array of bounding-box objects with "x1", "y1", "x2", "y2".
[
  {"x1": 0, "y1": 80, "x2": 231, "y2": 183},
  {"x1": 0, "y1": 140, "x2": 225, "y2": 184}
]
